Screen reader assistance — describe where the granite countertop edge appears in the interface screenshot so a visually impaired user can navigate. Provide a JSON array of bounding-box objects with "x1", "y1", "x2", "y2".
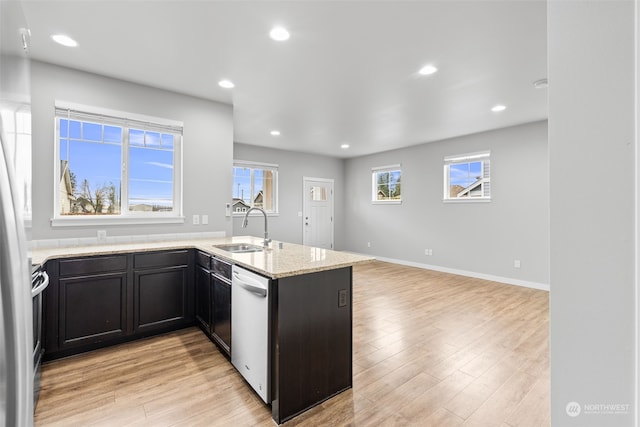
[{"x1": 31, "y1": 236, "x2": 375, "y2": 279}]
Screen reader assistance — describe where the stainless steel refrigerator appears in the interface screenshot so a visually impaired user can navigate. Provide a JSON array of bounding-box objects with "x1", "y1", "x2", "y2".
[{"x1": 0, "y1": 0, "x2": 33, "y2": 425}]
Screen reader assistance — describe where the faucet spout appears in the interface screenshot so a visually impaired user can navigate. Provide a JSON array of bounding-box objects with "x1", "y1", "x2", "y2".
[{"x1": 242, "y1": 207, "x2": 271, "y2": 247}]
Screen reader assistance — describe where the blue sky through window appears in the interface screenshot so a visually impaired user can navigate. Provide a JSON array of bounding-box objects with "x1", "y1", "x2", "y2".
[
  {"x1": 233, "y1": 167, "x2": 251, "y2": 203},
  {"x1": 449, "y1": 161, "x2": 482, "y2": 188},
  {"x1": 59, "y1": 119, "x2": 175, "y2": 213}
]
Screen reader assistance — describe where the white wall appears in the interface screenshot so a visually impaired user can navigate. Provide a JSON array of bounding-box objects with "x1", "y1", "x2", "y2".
[
  {"x1": 31, "y1": 61, "x2": 233, "y2": 240},
  {"x1": 549, "y1": 1, "x2": 635, "y2": 426},
  {"x1": 343, "y1": 120, "x2": 549, "y2": 287},
  {"x1": 232, "y1": 142, "x2": 345, "y2": 248}
]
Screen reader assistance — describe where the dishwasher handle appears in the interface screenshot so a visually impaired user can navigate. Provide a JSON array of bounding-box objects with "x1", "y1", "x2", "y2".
[{"x1": 233, "y1": 271, "x2": 267, "y2": 297}]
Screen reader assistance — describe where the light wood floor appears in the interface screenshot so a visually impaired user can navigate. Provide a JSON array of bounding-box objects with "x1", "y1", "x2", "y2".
[{"x1": 35, "y1": 261, "x2": 549, "y2": 426}]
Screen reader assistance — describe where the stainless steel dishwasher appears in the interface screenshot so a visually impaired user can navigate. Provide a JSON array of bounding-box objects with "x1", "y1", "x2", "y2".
[{"x1": 231, "y1": 265, "x2": 270, "y2": 403}]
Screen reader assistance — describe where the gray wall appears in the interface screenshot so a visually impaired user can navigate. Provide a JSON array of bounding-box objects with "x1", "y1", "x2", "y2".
[
  {"x1": 343, "y1": 120, "x2": 549, "y2": 287},
  {"x1": 549, "y1": 1, "x2": 635, "y2": 426},
  {"x1": 31, "y1": 61, "x2": 233, "y2": 240},
  {"x1": 232, "y1": 143, "x2": 345, "y2": 248}
]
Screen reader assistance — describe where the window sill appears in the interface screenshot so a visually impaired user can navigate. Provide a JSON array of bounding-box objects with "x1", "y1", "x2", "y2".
[
  {"x1": 51, "y1": 215, "x2": 186, "y2": 227},
  {"x1": 443, "y1": 198, "x2": 491, "y2": 204},
  {"x1": 232, "y1": 212, "x2": 279, "y2": 217},
  {"x1": 371, "y1": 200, "x2": 402, "y2": 205}
]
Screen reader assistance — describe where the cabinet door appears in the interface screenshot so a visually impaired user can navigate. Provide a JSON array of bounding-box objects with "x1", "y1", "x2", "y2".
[
  {"x1": 134, "y1": 265, "x2": 191, "y2": 333},
  {"x1": 58, "y1": 272, "x2": 128, "y2": 350},
  {"x1": 212, "y1": 275, "x2": 231, "y2": 355},
  {"x1": 195, "y1": 265, "x2": 212, "y2": 333}
]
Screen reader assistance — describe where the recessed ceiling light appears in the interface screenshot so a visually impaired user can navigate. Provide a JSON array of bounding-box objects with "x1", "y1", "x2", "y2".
[
  {"x1": 491, "y1": 105, "x2": 507, "y2": 112},
  {"x1": 533, "y1": 78, "x2": 548, "y2": 89},
  {"x1": 418, "y1": 65, "x2": 438, "y2": 75},
  {"x1": 51, "y1": 34, "x2": 78, "y2": 47},
  {"x1": 341, "y1": 144, "x2": 350, "y2": 149},
  {"x1": 218, "y1": 79, "x2": 235, "y2": 89},
  {"x1": 270, "y1": 130, "x2": 281, "y2": 136},
  {"x1": 269, "y1": 27, "x2": 290, "y2": 41}
]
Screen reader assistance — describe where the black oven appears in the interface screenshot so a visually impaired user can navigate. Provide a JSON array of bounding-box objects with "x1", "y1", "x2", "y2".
[{"x1": 31, "y1": 267, "x2": 49, "y2": 408}]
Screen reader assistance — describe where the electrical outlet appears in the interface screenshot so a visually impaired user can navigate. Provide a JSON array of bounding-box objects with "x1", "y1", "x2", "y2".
[
  {"x1": 338, "y1": 289, "x2": 347, "y2": 307},
  {"x1": 514, "y1": 259, "x2": 521, "y2": 268},
  {"x1": 367, "y1": 242, "x2": 371, "y2": 248},
  {"x1": 192, "y1": 214, "x2": 200, "y2": 225},
  {"x1": 97, "y1": 230, "x2": 107, "y2": 242},
  {"x1": 425, "y1": 249, "x2": 433, "y2": 256},
  {"x1": 202, "y1": 215, "x2": 209, "y2": 225}
]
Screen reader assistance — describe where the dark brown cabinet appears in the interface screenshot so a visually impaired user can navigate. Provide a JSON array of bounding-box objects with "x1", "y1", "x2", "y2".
[
  {"x1": 211, "y1": 273, "x2": 231, "y2": 354},
  {"x1": 44, "y1": 250, "x2": 194, "y2": 361},
  {"x1": 195, "y1": 263, "x2": 212, "y2": 333},
  {"x1": 59, "y1": 272, "x2": 128, "y2": 347},
  {"x1": 271, "y1": 267, "x2": 353, "y2": 424},
  {"x1": 194, "y1": 251, "x2": 231, "y2": 356},
  {"x1": 44, "y1": 254, "x2": 130, "y2": 359},
  {"x1": 133, "y1": 250, "x2": 193, "y2": 334}
]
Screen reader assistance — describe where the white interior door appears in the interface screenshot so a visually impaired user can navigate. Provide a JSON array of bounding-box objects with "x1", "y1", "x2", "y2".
[{"x1": 303, "y1": 178, "x2": 334, "y2": 249}]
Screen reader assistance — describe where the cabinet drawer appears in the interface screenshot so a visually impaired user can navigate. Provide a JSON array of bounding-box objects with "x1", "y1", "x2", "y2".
[
  {"x1": 212, "y1": 257, "x2": 231, "y2": 281},
  {"x1": 59, "y1": 255, "x2": 127, "y2": 277},
  {"x1": 134, "y1": 250, "x2": 189, "y2": 269},
  {"x1": 196, "y1": 251, "x2": 211, "y2": 270}
]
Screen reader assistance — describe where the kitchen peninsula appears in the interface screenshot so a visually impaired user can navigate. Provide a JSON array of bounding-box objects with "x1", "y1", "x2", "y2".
[{"x1": 32, "y1": 236, "x2": 372, "y2": 424}]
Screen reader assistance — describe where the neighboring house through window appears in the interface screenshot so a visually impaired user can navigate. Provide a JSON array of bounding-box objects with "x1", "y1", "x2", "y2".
[
  {"x1": 443, "y1": 151, "x2": 491, "y2": 201},
  {"x1": 53, "y1": 103, "x2": 183, "y2": 225},
  {"x1": 372, "y1": 164, "x2": 401, "y2": 204},
  {"x1": 232, "y1": 161, "x2": 278, "y2": 214}
]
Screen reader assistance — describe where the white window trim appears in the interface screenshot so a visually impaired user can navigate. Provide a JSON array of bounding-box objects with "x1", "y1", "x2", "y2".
[
  {"x1": 51, "y1": 102, "x2": 184, "y2": 226},
  {"x1": 232, "y1": 160, "x2": 279, "y2": 216},
  {"x1": 443, "y1": 150, "x2": 491, "y2": 203},
  {"x1": 372, "y1": 164, "x2": 402, "y2": 204}
]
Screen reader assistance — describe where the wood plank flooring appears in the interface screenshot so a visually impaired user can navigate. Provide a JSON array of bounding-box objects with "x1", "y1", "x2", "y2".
[{"x1": 35, "y1": 261, "x2": 549, "y2": 426}]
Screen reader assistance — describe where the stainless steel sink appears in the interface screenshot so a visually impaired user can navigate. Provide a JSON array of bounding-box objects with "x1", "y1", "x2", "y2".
[{"x1": 213, "y1": 243, "x2": 264, "y2": 253}]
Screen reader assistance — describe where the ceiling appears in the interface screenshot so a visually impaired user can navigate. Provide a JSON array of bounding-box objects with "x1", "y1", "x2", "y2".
[{"x1": 21, "y1": 0, "x2": 547, "y2": 159}]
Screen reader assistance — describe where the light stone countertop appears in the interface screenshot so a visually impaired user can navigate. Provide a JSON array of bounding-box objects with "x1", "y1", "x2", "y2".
[{"x1": 31, "y1": 236, "x2": 374, "y2": 279}]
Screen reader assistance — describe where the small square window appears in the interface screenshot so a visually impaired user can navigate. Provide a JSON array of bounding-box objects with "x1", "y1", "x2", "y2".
[
  {"x1": 443, "y1": 151, "x2": 491, "y2": 202},
  {"x1": 372, "y1": 165, "x2": 401, "y2": 203},
  {"x1": 233, "y1": 162, "x2": 278, "y2": 214}
]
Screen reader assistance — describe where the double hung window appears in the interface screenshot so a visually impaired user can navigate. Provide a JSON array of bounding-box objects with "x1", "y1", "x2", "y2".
[{"x1": 54, "y1": 104, "x2": 183, "y2": 225}]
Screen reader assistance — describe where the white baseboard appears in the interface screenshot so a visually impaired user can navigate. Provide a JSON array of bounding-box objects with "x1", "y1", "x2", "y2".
[{"x1": 371, "y1": 255, "x2": 550, "y2": 292}]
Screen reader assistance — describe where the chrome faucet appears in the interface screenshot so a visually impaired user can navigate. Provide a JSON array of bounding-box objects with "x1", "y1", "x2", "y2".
[{"x1": 242, "y1": 207, "x2": 271, "y2": 247}]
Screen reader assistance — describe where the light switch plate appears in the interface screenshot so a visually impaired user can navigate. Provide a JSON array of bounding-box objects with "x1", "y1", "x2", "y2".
[{"x1": 202, "y1": 215, "x2": 209, "y2": 225}]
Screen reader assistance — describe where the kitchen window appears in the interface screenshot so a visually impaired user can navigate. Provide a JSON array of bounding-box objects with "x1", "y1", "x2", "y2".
[
  {"x1": 232, "y1": 161, "x2": 278, "y2": 214},
  {"x1": 443, "y1": 151, "x2": 491, "y2": 202},
  {"x1": 52, "y1": 103, "x2": 183, "y2": 226},
  {"x1": 372, "y1": 165, "x2": 401, "y2": 204}
]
